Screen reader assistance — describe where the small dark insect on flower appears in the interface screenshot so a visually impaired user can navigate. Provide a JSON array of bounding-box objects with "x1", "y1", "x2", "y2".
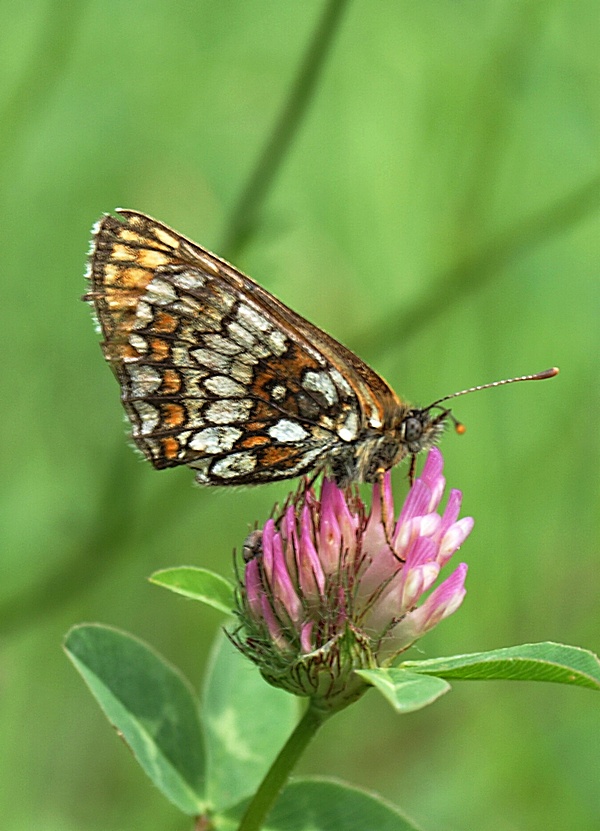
[
  {"x1": 84, "y1": 209, "x2": 558, "y2": 488},
  {"x1": 231, "y1": 448, "x2": 472, "y2": 710},
  {"x1": 242, "y1": 529, "x2": 263, "y2": 563}
]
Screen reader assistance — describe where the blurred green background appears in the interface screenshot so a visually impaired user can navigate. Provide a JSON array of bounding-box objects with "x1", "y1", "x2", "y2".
[{"x1": 1, "y1": 2, "x2": 598, "y2": 829}]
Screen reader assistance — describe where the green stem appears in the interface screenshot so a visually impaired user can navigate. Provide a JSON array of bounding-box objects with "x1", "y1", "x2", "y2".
[
  {"x1": 220, "y1": 0, "x2": 350, "y2": 260},
  {"x1": 237, "y1": 703, "x2": 329, "y2": 831},
  {"x1": 352, "y1": 172, "x2": 600, "y2": 358}
]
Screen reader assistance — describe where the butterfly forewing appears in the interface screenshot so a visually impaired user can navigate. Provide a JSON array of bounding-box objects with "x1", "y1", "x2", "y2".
[{"x1": 86, "y1": 210, "x2": 405, "y2": 485}]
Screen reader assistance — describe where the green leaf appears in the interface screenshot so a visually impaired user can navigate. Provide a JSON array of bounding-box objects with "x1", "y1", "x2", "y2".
[
  {"x1": 356, "y1": 668, "x2": 451, "y2": 713},
  {"x1": 219, "y1": 777, "x2": 425, "y2": 831},
  {"x1": 401, "y1": 641, "x2": 600, "y2": 689},
  {"x1": 149, "y1": 566, "x2": 235, "y2": 614},
  {"x1": 64, "y1": 624, "x2": 205, "y2": 815},
  {"x1": 202, "y1": 631, "x2": 300, "y2": 812}
]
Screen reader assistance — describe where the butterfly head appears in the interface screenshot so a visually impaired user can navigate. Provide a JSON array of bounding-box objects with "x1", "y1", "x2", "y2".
[
  {"x1": 399, "y1": 405, "x2": 449, "y2": 455},
  {"x1": 329, "y1": 403, "x2": 450, "y2": 486}
]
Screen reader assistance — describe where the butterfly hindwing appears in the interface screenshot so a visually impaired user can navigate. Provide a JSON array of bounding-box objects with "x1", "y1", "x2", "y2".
[{"x1": 86, "y1": 210, "x2": 403, "y2": 484}]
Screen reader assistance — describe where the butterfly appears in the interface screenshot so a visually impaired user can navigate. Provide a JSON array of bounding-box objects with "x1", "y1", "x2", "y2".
[{"x1": 85, "y1": 209, "x2": 557, "y2": 487}]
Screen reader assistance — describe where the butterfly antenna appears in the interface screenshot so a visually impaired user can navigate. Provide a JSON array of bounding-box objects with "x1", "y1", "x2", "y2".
[{"x1": 426, "y1": 367, "x2": 559, "y2": 432}]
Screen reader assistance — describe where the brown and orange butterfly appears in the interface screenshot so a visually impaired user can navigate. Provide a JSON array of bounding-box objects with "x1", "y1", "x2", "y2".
[{"x1": 85, "y1": 210, "x2": 557, "y2": 487}]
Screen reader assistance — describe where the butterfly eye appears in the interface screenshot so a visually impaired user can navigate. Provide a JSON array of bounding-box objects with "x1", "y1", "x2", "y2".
[{"x1": 403, "y1": 416, "x2": 423, "y2": 444}]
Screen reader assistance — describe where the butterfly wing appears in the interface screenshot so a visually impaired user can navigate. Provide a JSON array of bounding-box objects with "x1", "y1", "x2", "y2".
[{"x1": 86, "y1": 210, "x2": 402, "y2": 484}]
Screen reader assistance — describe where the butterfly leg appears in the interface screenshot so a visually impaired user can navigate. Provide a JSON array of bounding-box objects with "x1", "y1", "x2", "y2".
[
  {"x1": 408, "y1": 453, "x2": 417, "y2": 486},
  {"x1": 376, "y1": 468, "x2": 402, "y2": 559}
]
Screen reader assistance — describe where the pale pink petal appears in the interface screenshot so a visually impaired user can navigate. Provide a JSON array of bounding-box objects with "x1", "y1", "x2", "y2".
[
  {"x1": 409, "y1": 563, "x2": 468, "y2": 634},
  {"x1": 244, "y1": 558, "x2": 263, "y2": 620},
  {"x1": 397, "y1": 479, "x2": 430, "y2": 526},
  {"x1": 271, "y1": 530, "x2": 302, "y2": 623},
  {"x1": 260, "y1": 593, "x2": 290, "y2": 651},
  {"x1": 300, "y1": 621, "x2": 314, "y2": 653},
  {"x1": 438, "y1": 517, "x2": 474, "y2": 565},
  {"x1": 298, "y1": 511, "x2": 326, "y2": 599},
  {"x1": 319, "y1": 478, "x2": 342, "y2": 572}
]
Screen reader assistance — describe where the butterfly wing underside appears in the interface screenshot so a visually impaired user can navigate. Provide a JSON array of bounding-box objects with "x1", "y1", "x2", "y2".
[{"x1": 86, "y1": 209, "x2": 402, "y2": 485}]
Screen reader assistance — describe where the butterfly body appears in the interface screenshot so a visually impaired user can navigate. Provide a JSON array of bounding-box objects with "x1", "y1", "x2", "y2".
[{"x1": 85, "y1": 210, "x2": 445, "y2": 486}]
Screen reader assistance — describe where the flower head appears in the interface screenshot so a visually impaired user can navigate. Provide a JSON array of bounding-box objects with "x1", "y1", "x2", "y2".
[{"x1": 232, "y1": 448, "x2": 472, "y2": 711}]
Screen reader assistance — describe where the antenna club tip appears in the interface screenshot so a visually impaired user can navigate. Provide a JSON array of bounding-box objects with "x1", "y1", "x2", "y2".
[
  {"x1": 455, "y1": 422, "x2": 466, "y2": 435},
  {"x1": 535, "y1": 367, "x2": 560, "y2": 380}
]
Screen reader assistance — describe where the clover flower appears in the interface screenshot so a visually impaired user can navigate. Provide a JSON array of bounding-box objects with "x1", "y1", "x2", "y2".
[{"x1": 232, "y1": 448, "x2": 472, "y2": 711}]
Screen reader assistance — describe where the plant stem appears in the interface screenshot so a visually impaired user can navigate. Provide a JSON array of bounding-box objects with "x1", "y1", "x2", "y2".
[
  {"x1": 220, "y1": 0, "x2": 350, "y2": 260},
  {"x1": 237, "y1": 703, "x2": 329, "y2": 831},
  {"x1": 352, "y1": 172, "x2": 600, "y2": 357}
]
